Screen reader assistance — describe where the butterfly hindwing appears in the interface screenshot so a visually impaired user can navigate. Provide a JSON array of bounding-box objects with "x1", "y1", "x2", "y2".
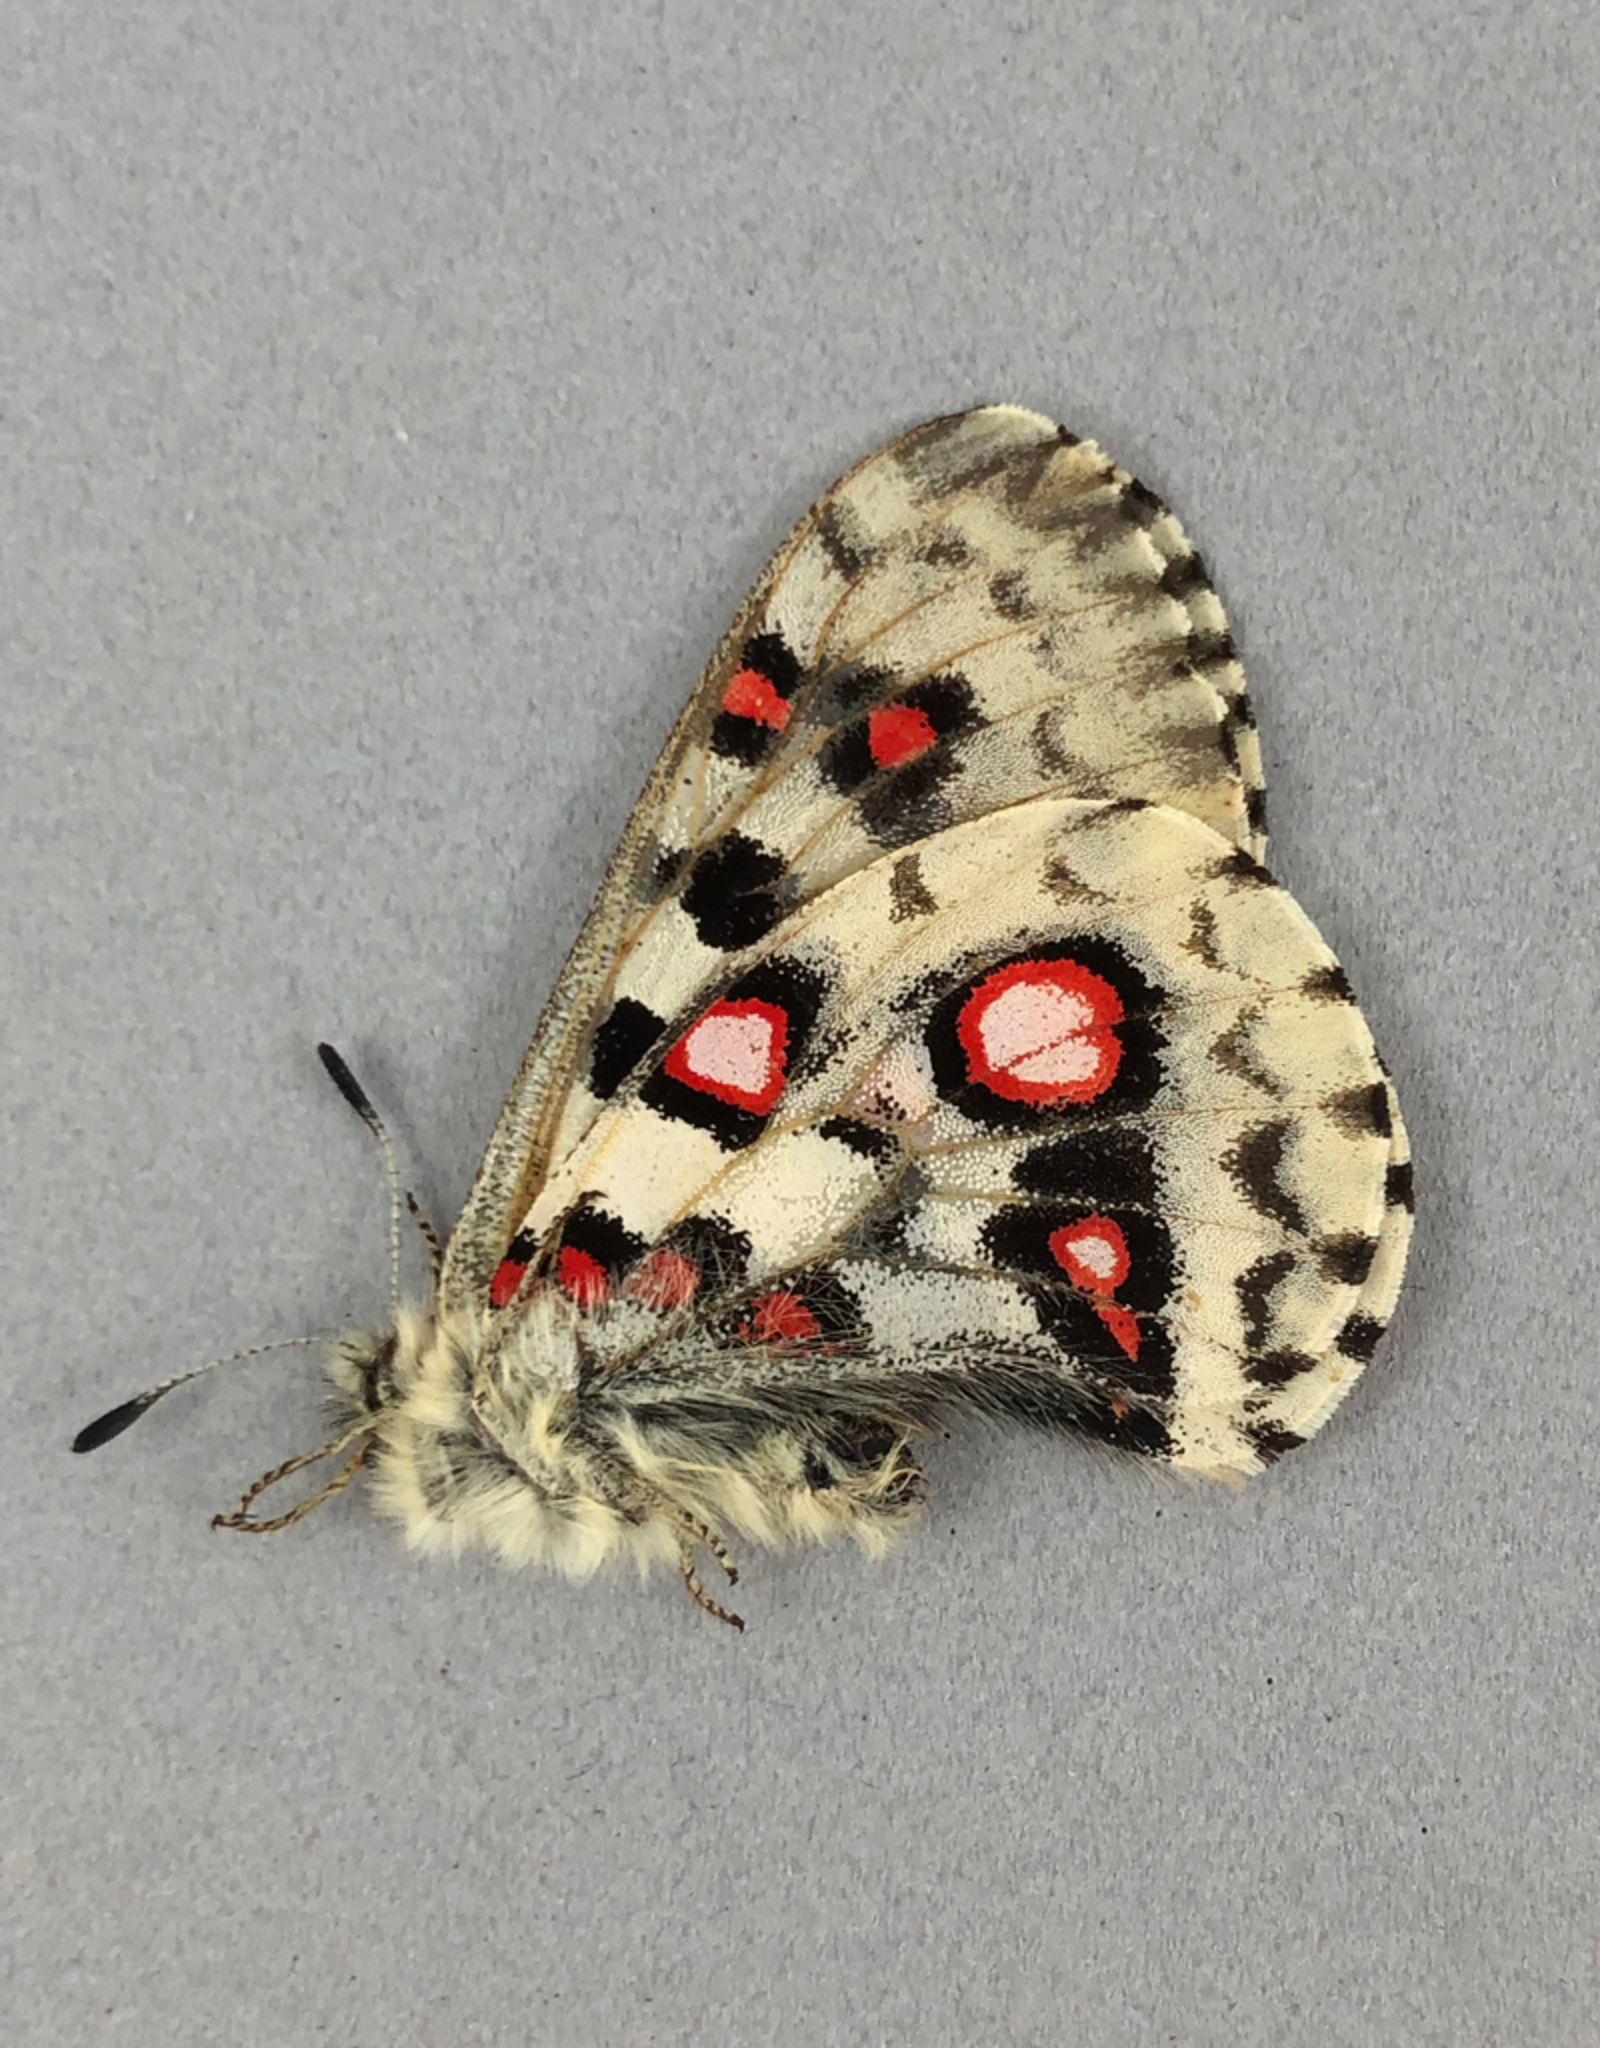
[{"x1": 473, "y1": 799, "x2": 1394, "y2": 1480}]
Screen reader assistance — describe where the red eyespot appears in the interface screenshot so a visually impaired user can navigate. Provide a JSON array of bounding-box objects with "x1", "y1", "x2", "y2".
[
  {"x1": 1048, "y1": 1215, "x2": 1131, "y2": 1295},
  {"x1": 956, "y1": 957, "x2": 1123, "y2": 1106},
  {"x1": 664, "y1": 997, "x2": 789, "y2": 1114}
]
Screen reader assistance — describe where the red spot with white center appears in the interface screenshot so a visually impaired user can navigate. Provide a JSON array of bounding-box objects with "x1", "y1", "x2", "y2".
[
  {"x1": 663, "y1": 997, "x2": 789, "y2": 1114},
  {"x1": 868, "y1": 701, "x2": 938, "y2": 769},
  {"x1": 956, "y1": 957, "x2": 1123, "y2": 1106},
  {"x1": 721, "y1": 667, "x2": 790, "y2": 731},
  {"x1": 1048, "y1": 1215, "x2": 1131, "y2": 1294},
  {"x1": 740, "y1": 1291, "x2": 821, "y2": 1345},
  {"x1": 1048, "y1": 1213, "x2": 1140, "y2": 1359},
  {"x1": 556, "y1": 1245, "x2": 609, "y2": 1309},
  {"x1": 626, "y1": 1248, "x2": 700, "y2": 1311},
  {"x1": 488, "y1": 1257, "x2": 528, "y2": 1310}
]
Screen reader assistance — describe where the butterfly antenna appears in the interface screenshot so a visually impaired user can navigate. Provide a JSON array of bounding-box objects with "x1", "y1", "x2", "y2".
[
  {"x1": 71, "y1": 1336, "x2": 333, "y2": 1454},
  {"x1": 316, "y1": 1042, "x2": 404, "y2": 1319}
]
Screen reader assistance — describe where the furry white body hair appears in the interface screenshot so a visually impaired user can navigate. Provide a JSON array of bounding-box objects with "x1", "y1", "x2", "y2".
[{"x1": 326, "y1": 1291, "x2": 925, "y2": 1586}]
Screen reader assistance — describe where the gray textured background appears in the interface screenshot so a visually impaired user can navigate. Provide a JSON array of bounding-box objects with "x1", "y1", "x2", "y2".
[{"x1": 5, "y1": 4, "x2": 1596, "y2": 2044}]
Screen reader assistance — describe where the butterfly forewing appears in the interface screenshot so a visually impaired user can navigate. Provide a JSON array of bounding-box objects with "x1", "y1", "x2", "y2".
[{"x1": 442, "y1": 407, "x2": 1269, "y2": 1315}]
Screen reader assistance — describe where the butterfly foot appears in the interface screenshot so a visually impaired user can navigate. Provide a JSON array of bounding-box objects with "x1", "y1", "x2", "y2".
[{"x1": 676, "y1": 1533, "x2": 746, "y2": 1631}]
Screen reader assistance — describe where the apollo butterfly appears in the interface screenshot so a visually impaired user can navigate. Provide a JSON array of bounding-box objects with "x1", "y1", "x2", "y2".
[{"x1": 74, "y1": 407, "x2": 1413, "y2": 1628}]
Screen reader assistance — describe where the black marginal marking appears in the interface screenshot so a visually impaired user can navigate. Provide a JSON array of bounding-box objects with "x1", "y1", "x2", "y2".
[
  {"x1": 1336, "y1": 1311, "x2": 1385, "y2": 1361},
  {"x1": 1013, "y1": 1123, "x2": 1162, "y2": 1210},
  {"x1": 680, "y1": 832, "x2": 787, "y2": 951},
  {"x1": 816, "y1": 502, "x2": 868, "y2": 580},
  {"x1": 641, "y1": 954, "x2": 829, "y2": 1151},
  {"x1": 589, "y1": 996, "x2": 666, "y2": 1099},
  {"x1": 1319, "y1": 1232, "x2": 1378, "y2": 1286},
  {"x1": 1121, "y1": 477, "x2": 1167, "y2": 527},
  {"x1": 1160, "y1": 552, "x2": 1209, "y2": 600},
  {"x1": 924, "y1": 935, "x2": 1168, "y2": 1134},
  {"x1": 1245, "y1": 785, "x2": 1269, "y2": 836},
  {"x1": 1328, "y1": 1083, "x2": 1392, "y2": 1139},
  {"x1": 1236, "y1": 1251, "x2": 1299, "y2": 1350},
  {"x1": 1303, "y1": 962, "x2": 1354, "y2": 1003},
  {"x1": 1040, "y1": 856, "x2": 1116, "y2": 908},
  {"x1": 1184, "y1": 901, "x2": 1223, "y2": 968},
  {"x1": 1385, "y1": 1159, "x2": 1416, "y2": 1211},
  {"x1": 888, "y1": 852, "x2": 938, "y2": 923},
  {"x1": 1188, "y1": 627, "x2": 1237, "y2": 670},
  {"x1": 1244, "y1": 1349, "x2": 1318, "y2": 1387},
  {"x1": 1056, "y1": 423, "x2": 1081, "y2": 447},
  {"x1": 1211, "y1": 1014, "x2": 1283, "y2": 1097},
  {"x1": 1213, "y1": 845, "x2": 1274, "y2": 889},
  {"x1": 1245, "y1": 1421, "x2": 1306, "y2": 1464},
  {"x1": 819, "y1": 1116, "x2": 899, "y2": 1164},
  {"x1": 1030, "y1": 705, "x2": 1087, "y2": 781},
  {"x1": 1223, "y1": 1121, "x2": 1308, "y2": 1237}
]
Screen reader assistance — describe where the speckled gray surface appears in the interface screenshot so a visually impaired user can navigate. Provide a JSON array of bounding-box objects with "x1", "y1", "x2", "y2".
[{"x1": 5, "y1": 5, "x2": 1596, "y2": 2043}]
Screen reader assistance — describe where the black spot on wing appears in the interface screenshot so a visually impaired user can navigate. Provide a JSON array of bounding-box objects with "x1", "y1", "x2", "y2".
[
  {"x1": 979, "y1": 1202, "x2": 1178, "y2": 1401},
  {"x1": 1012, "y1": 1123, "x2": 1163, "y2": 1210},
  {"x1": 1120, "y1": 477, "x2": 1167, "y2": 527},
  {"x1": 1160, "y1": 551, "x2": 1209, "y2": 600},
  {"x1": 818, "y1": 1117, "x2": 900, "y2": 1164},
  {"x1": 1235, "y1": 1250, "x2": 1299, "y2": 1351},
  {"x1": 589, "y1": 996, "x2": 666, "y2": 1099},
  {"x1": 1318, "y1": 1232, "x2": 1379, "y2": 1288},
  {"x1": 888, "y1": 852, "x2": 937, "y2": 923},
  {"x1": 815, "y1": 502, "x2": 869, "y2": 580},
  {"x1": 1335, "y1": 1311, "x2": 1386, "y2": 1362},
  {"x1": 1223, "y1": 1120, "x2": 1308, "y2": 1237},
  {"x1": 708, "y1": 631, "x2": 804, "y2": 766},
  {"x1": 1245, "y1": 1420, "x2": 1306, "y2": 1464},
  {"x1": 1302, "y1": 962, "x2": 1355, "y2": 1003},
  {"x1": 1385, "y1": 1159, "x2": 1416, "y2": 1211},
  {"x1": 680, "y1": 832, "x2": 787, "y2": 951},
  {"x1": 1243, "y1": 1348, "x2": 1318, "y2": 1388},
  {"x1": 1328, "y1": 1083, "x2": 1391, "y2": 1139}
]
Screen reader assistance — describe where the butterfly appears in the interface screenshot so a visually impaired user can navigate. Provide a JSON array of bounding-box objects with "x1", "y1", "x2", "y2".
[{"x1": 75, "y1": 406, "x2": 1413, "y2": 1629}]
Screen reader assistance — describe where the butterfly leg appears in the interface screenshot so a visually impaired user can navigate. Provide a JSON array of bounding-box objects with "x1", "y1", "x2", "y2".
[{"x1": 675, "y1": 1532, "x2": 745, "y2": 1632}]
